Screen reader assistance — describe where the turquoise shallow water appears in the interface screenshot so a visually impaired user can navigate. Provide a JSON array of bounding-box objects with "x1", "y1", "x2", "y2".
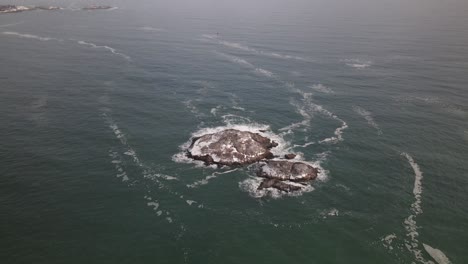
[{"x1": 1, "y1": 1, "x2": 468, "y2": 263}]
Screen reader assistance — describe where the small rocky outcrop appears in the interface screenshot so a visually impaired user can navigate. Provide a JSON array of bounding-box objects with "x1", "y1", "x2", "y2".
[
  {"x1": 82, "y1": 6, "x2": 113, "y2": 10},
  {"x1": 257, "y1": 160, "x2": 318, "y2": 182},
  {"x1": 0, "y1": 5, "x2": 61, "y2": 13},
  {"x1": 187, "y1": 129, "x2": 277, "y2": 166},
  {"x1": 256, "y1": 160, "x2": 318, "y2": 192},
  {"x1": 184, "y1": 128, "x2": 319, "y2": 195}
]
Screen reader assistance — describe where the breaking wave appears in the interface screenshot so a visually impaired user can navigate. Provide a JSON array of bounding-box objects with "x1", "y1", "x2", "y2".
[
  {"x1": 353, "y1": 106, "x2": 383, "y2": 135},
  {"x1": 76, "y1": 40, "x2": 131, "y2": 60}
]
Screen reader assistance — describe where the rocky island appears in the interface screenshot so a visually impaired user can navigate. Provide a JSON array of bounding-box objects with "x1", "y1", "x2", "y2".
[
  {"x1": 184, "y1": 128, "x2": 319, "y2": 193},
  {"x1": 0, "y1": 5, "x2": 60, "y2": 13}
]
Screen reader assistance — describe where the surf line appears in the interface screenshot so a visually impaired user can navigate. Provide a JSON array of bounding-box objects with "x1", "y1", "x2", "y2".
[{"x1": 400, "y1": 153, "x2": 451, "y2": 264}]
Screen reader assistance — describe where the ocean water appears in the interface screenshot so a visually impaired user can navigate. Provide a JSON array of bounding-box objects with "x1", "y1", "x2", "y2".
[{"x1": 1, "y1": 0, "x2": 468, "y2": 263}]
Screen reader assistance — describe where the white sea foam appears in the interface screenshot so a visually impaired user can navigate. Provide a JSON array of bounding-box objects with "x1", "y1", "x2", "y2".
[
  {"x1": 187, "y1": 168, "x2": 238, "y2": 188},
  {"x1": 401, "y1": 152, "x2": 435, "y2": 264},
  {"x1": 254, "y1": 68, "x2": 274, "y2": 77},
  {"x1": 183, "y1": 99, "x2": 205, "y2": 118},
  {"x1": 76, "y1": 40, "x2": 131, "y2": 60},
  {"x1": 292, "y1": 141, "x2": 315, "y2": 148},
  {"x1": 320, "y1": 208, "x2": 339, "y2": 218},
  {"x1": 280, "y1": 88, "x2": 348, "y2": 144},
  {"x1": 423, "y1": 244, "x2": 451, "y2": 264},
  {"x1": 147, "y1": 201, "x2": 160, "y2": 211},
  {"x1": 0, "y1": 22, "x2": 24, "y2": 28},
  {"x1": 186, "y1": 200, "x2": 197, "y2": 206},
  {"x1": 214, "y1": 51, "x2": 275, "y2": 78},
  {"x1": 344, "y1": 59, "x2": 372, "y2": 69},
  {"x1": 2, "y1": 31, "x2": 60, "y2": 41},
  {"x1": 139, "y1": 26, "x2": 165, "y2": 32},
  {"x1": 381, "y1": 234, "x2": 397, "y2": 250},
  {"x1": 202, "y1": 34, "x2": 309, "y2": 61},
  {"x1": 319, "y1": 120, "x2": 348, "y2": 144},
  {"x1": 310, "y1": 83, "x2": 334, "y2": 94},
  {"x1": 210, "y1": 105, "x2": 224, "y2": 116},
  {"x1": 239, "y1": 176, "x2": 315, "y2": 199},
  {"x1": 353, "y1": 106, "x2": 383, "y2": 135},
  {"x1": 108, "y1": 150, "x2": 130, "y2": 182}
]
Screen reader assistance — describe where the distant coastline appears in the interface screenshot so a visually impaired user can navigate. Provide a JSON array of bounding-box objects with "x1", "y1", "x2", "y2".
[{"x1": 0, "y1": 5, "x2": 114, "y2": 14}]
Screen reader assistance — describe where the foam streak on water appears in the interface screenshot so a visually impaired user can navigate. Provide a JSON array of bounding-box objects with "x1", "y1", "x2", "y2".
[
  {"x1": 401, "y1": 153, "x2": 435, "y2": 264},
  {"x1": 353, "y1": 106, "x2": 383, "y2": 135},
  {"x1": 214, "y1": 51, "x2": 275, "y2": 78},
  {"x1": 76, "y1": 40, "x2": 131, "y2": 60},
  {"x1": 2, "y1": 31, "x2": 61, "y2": 41},
  {"x1": 0, "y1": 22, "x2": 24, "y2": 28},
  {"x1": 202, "y1": 34, "x2": 309, "y2": 61},
  {"x1": 187, "y1": 168, "x2": 238, "y2": 188}
]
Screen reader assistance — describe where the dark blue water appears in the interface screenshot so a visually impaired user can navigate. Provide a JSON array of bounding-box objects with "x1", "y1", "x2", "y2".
[{"x1": 1, "y1": 1, "x2": 467, "y2": 263}]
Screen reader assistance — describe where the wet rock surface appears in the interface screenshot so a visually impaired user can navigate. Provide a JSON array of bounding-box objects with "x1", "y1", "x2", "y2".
[
  {"x1": 256, "y1": 160, "x2": 318, "y2": 192},
  {"x1": 257, "y1": 160, "x2": 318, "y2": 182},
  {"x1": 184, "y1": 129, "x2": 319, "y2": 195},
  {"x1": 187, "y1": 129, "x2": 277, "y2": 166}
]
